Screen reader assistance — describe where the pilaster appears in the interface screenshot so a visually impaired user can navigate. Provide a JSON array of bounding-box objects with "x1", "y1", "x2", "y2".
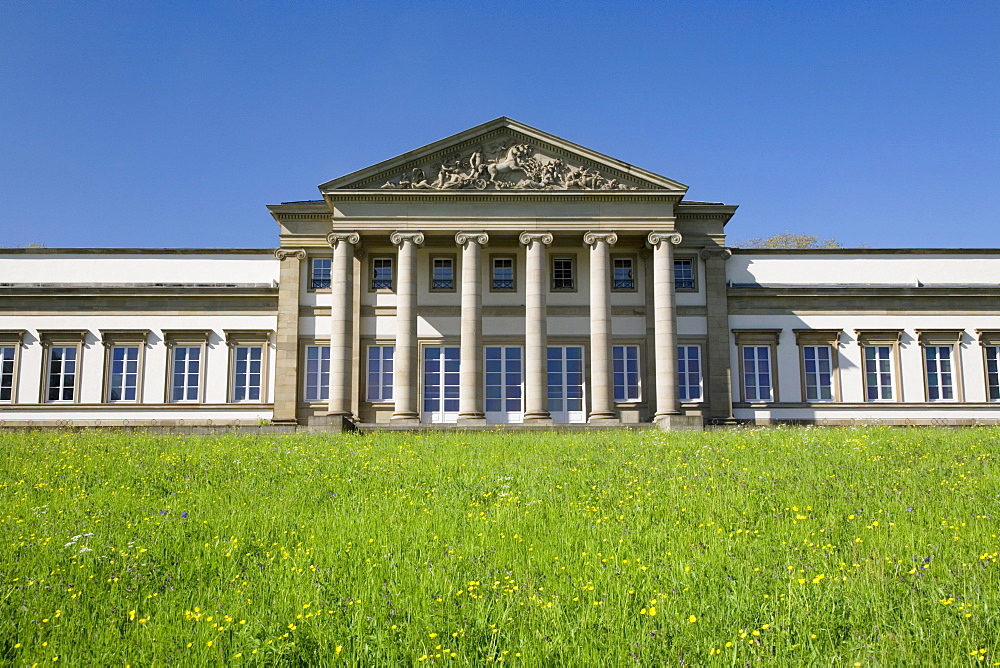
[
  {"x1": 701, "y1": 247, "x2": 735, "y2": 424},
  {"x1": 271, "y1": 248, "x2": 305, "y2": 425}
]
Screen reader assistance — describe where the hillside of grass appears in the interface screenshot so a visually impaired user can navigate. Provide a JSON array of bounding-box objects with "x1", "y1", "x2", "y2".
[{"x1": 1, "y1": 428, "x2": 998, "y2": 665}]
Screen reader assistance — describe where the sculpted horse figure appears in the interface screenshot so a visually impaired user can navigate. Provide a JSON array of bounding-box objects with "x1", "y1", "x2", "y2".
[{"x1": 487, "y1": 144, "x2": 532, "y2": 182}]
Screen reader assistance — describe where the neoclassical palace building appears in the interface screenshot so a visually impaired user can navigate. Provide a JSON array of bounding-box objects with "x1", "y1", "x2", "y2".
[{"x1": 3, "y1": 118, "x2": 1000, "y2": 429}]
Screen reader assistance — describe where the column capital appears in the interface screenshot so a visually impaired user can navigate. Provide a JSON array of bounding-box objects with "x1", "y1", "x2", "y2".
[
  {"x1": 455, "y1": 231, "x2": 489, "y2": 247},
  {"x1": 274, "y1": 248, "x2": 306, "y2": 261},
  {"x1": 583, "y1": 231, "x2": 618, "y2": 249},
  {"x1": 699, "y1": 247, "x2": 732, "y2": 261},
  {"x1": 518, "y1": 231, "x2": 553, "y2": 247},
  {"x1": 390, "y1": 231, "x2": 425, "y2": 247},
  {"x1": 647, "y1": 231, "x2": 683, "y2": 247},
  {"x1": 326, "y1": 232, "x2": 360, "y2": 248}
]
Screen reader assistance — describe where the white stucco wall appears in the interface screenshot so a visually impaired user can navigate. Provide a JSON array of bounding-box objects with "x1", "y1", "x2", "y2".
[
  {"x1": 729, "y1": 253, "x2": 1000, "y2": 286},
  {"x1": 0, "y1": 252, "x2": 279, "y2": 285}
]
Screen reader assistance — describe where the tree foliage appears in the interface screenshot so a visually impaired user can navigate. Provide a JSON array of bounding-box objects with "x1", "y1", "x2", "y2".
[{"x1": 733, "y1": 233, "x2": 843, "y2": 249}]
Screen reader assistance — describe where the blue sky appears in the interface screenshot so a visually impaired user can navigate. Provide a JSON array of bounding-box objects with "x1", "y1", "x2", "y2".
[{"x1": 2, "y1": 1, "x2": 998, "y2": 248}]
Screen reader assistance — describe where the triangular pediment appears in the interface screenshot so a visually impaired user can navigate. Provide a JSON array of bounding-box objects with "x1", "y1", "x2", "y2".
[{"x1": 319, "y1": 118, "x2": 687, "y2": 193}]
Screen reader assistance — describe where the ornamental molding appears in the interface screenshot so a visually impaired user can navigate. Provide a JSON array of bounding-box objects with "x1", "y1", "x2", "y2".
[
  {"x1": 647, "y1": 231, "x2": 683, "y2": 247},
  {"x1": 390, "y1": 231, "x2": 426, "y2": 247},
  {"x1": 679, "y1": 213, "x2": 731, "y2": 222},
  {"x1": 274, "y1": 248, "x2": 307, "y2": 261},
  {"x1": 455, "y1": 231, "x2": 489, "y2": 247},
  {"x1": 582, "y1": 231, "x2": 618, "y2": 249},
  {"x1": 518, "y1": 232, "x2": 554, "y2": 247},
  {"x1": 326, "y1": 232, "x2": 361, "y2": 248},
  {"x1": 699, "y1": 248, "x2": 733, "y2": 261},
  {"x1": 328, "y1": 193, "x2": 683, "y2": 204}
]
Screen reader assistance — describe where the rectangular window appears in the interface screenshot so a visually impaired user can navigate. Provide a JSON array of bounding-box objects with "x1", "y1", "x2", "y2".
[
  {"x1": 924, "y1": 346, "x2": 955, "y2": 401},
  {"x1": 987, "y1": 346, "x2": 1000, "y2": 401},
  {"x1": 802, "y1": 345, "x2": 834, "y2": 401},
  {"x1": 423, "y1": 346, "x2": 460, "y2": 422},
  {"x1": 741, "y1": 346, "x2": 773, "y2": 402},
  {"x1": 47, "y1": 346, "x2": 78, "y2": 402},
  {"x1": 612, "y1": 344, "x2": 640, "y2": 401},
  {"x1": 0, "y1": 342, "x2": 18, "y2": 403},
  {"x1": 547, "y1": 346, "x2": 586, "y2": 423},
  {"x1": 311, "y1": 258, "x2": 331, "y2": 290},
  {"x1": 108, "y1": 345, "x2": 140, "y2": 402},
  {"x1": 612, "y1": 257, "x2": 635, "y2": 291},
  {"x1": 491, "y1": 256, "x2": 515, "y2": 291},
  {"x1": 485, "y1": 346, "x2": 523, "y2": 420},
  {"x1": 864, "y1": 346, "x2": 895, "y2": 401},
  {"x1": 552, "y1": 257, "x2": 575, "y2": 291},
  {"x1": 677, "y1": 345, "x2": 702, "y2": 402},
  {"x1": 367, "y1": 345, "x2": 394, "y2": 402},
  {"x1": 674, "y1": 258, "x2": 695, "y2": 291},
  {"x1": 371, "y1": 257, "x2": 394, "y2": 290},
  {"x1": 171, "y1": 346, "x2": 202, "y2": 402},
  {"x1": 305, "y1": 345, "x2": 331, "y2": 402},
  {"x1": 232, "y1": 345, "x2": 264, "y2": 402},
  {"x1": 431, "y1": 257, "x2": 455, "y2": 291}
]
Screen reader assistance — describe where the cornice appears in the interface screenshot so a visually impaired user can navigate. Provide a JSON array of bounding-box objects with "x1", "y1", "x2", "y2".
[{"x1": 325, "y1": 191, "x2": 684, "y2": 204}]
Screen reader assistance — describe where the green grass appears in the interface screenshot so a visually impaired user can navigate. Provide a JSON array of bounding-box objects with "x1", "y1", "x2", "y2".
[{"x1": 1, "y1": 427, "x2": 998, "y2": 665}]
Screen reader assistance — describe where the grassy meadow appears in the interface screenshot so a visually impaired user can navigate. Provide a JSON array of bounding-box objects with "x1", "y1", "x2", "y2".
[{"x1": 1, "y1": 427, "x2": 999, "y2": 665}]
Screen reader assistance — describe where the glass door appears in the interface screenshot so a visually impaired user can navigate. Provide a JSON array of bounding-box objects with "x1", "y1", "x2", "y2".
[
  {"x1": 422, "y1": 346, "x2": 460, "y2": 423},
  {"x1": 485, "y1": 346, "x2": 523, "y2": 423},
  {"x1": 547, "y1": 346, "x2": 586, "y2": 423}
]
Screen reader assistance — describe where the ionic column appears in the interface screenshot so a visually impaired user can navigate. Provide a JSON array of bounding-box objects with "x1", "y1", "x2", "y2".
[
  {"x1": 648, "y1": 231, "x2": 683, "y2": 423},
  {"x1": 271, "y1": 248, "x2": 306, "y2": 424},
  {"x1": 327, "y1": 232, "x2": 360, "y2": 424},
  {"x1": 456, "y1": 231, "x2": 489, "y2": 425},
  {"x1": 584, "y1": 231, "x2": 619, "y2": 423},
  {"x1": 390, "y1": 231, "x2": 424, "y2": 423},
  {"x1": 519, "y1": 232, "x2": 553, "y2": 424}
]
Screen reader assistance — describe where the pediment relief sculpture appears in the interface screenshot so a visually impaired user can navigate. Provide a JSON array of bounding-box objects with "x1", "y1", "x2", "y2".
[{"x1": 379, "y1": 142, "x2": 639, "y2": 191}]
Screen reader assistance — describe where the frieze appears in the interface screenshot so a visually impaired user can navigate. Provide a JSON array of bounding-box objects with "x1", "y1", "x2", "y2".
[{"x1": 378, "y1": 141, "x2": 639, "y2": 192}]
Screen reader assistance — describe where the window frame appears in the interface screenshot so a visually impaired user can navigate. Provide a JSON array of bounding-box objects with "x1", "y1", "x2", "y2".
[
  {"x1": 38, "y1": 330, "x2": 87, "y2": 404},
  {"x1": 429, "y1": 254, "x2": 457, "y2": 292},
  {"x1": 489, "y1": 255, "x2": 517, "y2": 292},
  {"x1": 302, "y1": 343, "x2": 331, "y2": 404},
  {"x1": 0, "y1": 330, "x2": 25, "y2": 404},
  {"x1": 612, "y1": 343, "x2": 642, "y2": 402},
  {"x1": 794, "y1": 330, "x2": 841, "y2": 403},
  {"x1": 673, "y1": 256, "x2": 698, "y2": 292},
  {"x1": 309, "y1": 257, "x2": 332, "y2": 291},
  {"x1": 163, "y1": 330, "x2": 211, "y2": 404},
  {"x1": 916, "y1": 330, "x2": 963, "y2": 402},
  {"x1": 733, "y1": 329, "x2": 781, "y2": 403},
  {"x1": 369, "y1": 255, "x2": 395, "y2": 292},
  {"x1": 225, "y1": 330, "x2": 271, "y2": 404},
  {"x1": 550, "y1": 255, "x2": 577, "y2": 292},
  {"x1": 100, "y1": 330, "x2": 150, "y2": 404},
  {"x1": 366, "y1": 344, "x2": 395, "y2": 403},
  {"x1": 979, "y1": 330, "x2": 1000, "y2": 402},
  {"x1": 677, "y1": 342, "x2": 704, "y2": 403},
  {"x1": 610, "y1": 254, "x2": 637, "y2": 292},
  {"x1": 856, "y1": 330, "x2": 903, "y2": 403}
]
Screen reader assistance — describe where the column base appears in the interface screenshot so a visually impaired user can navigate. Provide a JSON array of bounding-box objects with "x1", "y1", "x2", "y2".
[
  {"x1": 457, "y1": 414, "x2": 487, "y2": 426},
  {"x1": 588, "y1": 412, "x2": 621, "y2": 425},
  {"x1": 654, "y1": 414, "x2": 704, "y2": 431},
  {"x1": 391, "y1": 413, "x2": 421, "y2": 425},
  {"x1": 523, "y1": 412, "x2": 553, "y2": 425}
]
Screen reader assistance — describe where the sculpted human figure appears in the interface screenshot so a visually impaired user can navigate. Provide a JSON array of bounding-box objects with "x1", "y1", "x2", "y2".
[{"x1": 410, "y1": 167, "x2": 433, "y2": 189}]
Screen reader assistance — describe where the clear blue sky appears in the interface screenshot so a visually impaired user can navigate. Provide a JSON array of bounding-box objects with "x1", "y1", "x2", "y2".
[{"x1": 2, "y1": 1, "x2": 998, "y2": 248}]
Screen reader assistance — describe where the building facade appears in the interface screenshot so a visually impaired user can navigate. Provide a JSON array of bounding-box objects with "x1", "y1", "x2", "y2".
[{"x1": 3, "y1": 118, "x2": 1000, "y2": 428}]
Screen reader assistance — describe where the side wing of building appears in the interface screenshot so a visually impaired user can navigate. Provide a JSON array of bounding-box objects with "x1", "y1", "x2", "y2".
[{"x1": 0, "y1": 249, "x2": 278, "y2": 426}]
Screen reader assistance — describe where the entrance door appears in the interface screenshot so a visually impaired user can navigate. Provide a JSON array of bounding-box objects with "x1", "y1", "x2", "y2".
[
  {"x1": 423, "y1": 346, "x2": 460, "y2": 423},
  {"x1": 547, "y1": 346, "x2": 586, "y2": 423},
  {"x1": 485, "y1": 346, "x2": 523, "y2": 423}
]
